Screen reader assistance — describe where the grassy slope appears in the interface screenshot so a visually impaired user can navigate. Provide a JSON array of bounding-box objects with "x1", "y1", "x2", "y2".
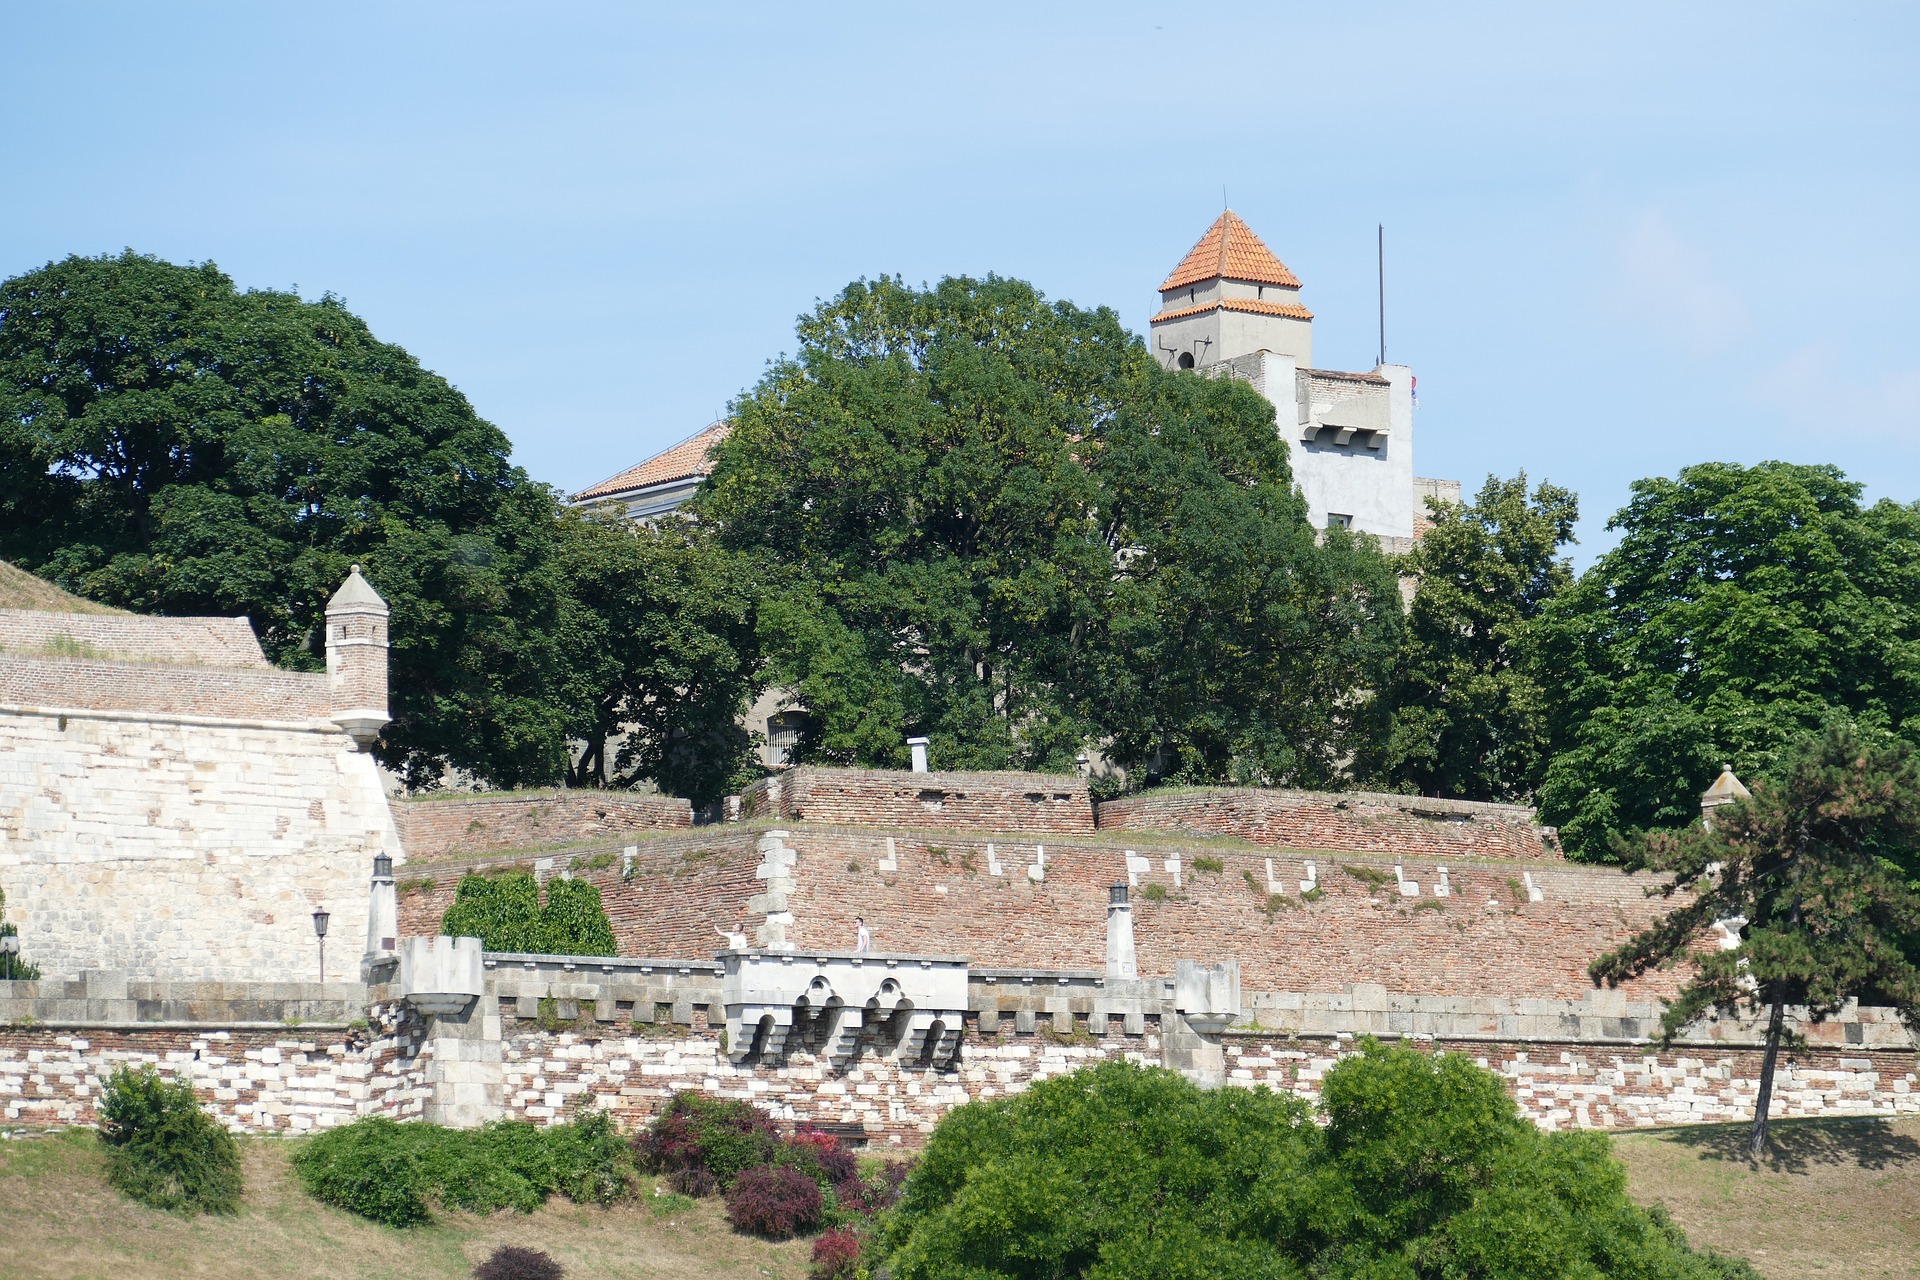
[
  {"x1": 5, "y1": 1116, "x2": 1918, "y2": 1279},
  {"x1": 1614, "y1": 1115, "x2": 1920, "y2": 1278},
  {"x1": 0, "y1": 1133, "x2": 810, "y2": 1280},
  {"x1": 0, "y1": 560, "x2": 123, "y2": 614}
]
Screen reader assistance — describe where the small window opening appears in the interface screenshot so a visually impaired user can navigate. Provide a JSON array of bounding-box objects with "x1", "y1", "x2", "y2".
[
  {"x1": 1326, "y1": 513, "x2": 1353, "y2": 530},
  {"x1": 1177, "y1": 352, "x2": 1195, "y2": 370}
]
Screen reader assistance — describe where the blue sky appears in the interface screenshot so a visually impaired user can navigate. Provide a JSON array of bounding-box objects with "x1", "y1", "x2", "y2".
[{"x1": 4, "y1": 3, "x2": 1915, "y2": 561}]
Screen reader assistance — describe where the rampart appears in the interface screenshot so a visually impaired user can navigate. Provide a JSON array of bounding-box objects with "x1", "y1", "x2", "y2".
[
  {"x1": 5, "y1": 962, "x2": 1916, "y2": 1140},
  {"x1": 741, "y1": 767, "x2": 1095, "y2": 833},
  {"x1": 393, "y1": 790, "x2": 693, "y2": 861},
  {"x1": 1096, "y1": 786, "x2": 1557, "y2": 860}
]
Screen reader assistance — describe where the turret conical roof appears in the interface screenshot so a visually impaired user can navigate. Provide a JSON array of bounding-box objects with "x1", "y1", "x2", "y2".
[{"x1": 1159, "y1": 210, "x2": 1303, "y2": 292}]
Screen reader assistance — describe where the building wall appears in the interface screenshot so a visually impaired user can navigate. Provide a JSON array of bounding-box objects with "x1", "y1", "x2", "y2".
[
  {"x1": 392, "y1": 791, "x2": 693, "y2": 861},
  {"x1": 1286, "y1": 364, "x2": 1415, "y2": 537},
  {"x1": 0, "y1": 702, "x2": 397, "y2": 981}
]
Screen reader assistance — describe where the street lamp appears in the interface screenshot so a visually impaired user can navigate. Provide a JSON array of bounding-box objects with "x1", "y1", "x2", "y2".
[{"x1": 312, "y1": 907, "x2": 331, "y2": 983}]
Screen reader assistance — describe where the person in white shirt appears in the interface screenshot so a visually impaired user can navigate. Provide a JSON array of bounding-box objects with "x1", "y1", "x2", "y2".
[
  {"x1": 854, "y1": 917, "x2": 871, "y2": 953},
  {"x1": 714, "y1": 921, "x2": 748, "y2": 951}
]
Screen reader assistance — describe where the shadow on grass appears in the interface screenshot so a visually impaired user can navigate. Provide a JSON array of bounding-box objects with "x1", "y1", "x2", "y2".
[{"x1": 1652, "y1": 1115, "x2": 1920, "y2": 1175}]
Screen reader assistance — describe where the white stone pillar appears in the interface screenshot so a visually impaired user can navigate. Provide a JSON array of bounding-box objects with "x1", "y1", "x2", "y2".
[{"x1": 1105, "y1": 884, "x2": 1137, "y2": 979}]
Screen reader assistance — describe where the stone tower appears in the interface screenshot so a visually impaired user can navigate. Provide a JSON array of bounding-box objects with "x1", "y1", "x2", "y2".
[
  {"x1": 1149, "y1": 210, "x2": 1313, "y2": 371},
  {"x1": 326, "y1": 565, "x2": 390, "y2": 750}
]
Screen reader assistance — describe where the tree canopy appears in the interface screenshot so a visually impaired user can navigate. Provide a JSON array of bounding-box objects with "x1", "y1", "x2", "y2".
[
  {"x1": 1357, "y1": 472, "x2": 1577, "y2": 802},
  {"x1": 1535, "y1": 461, "x2": 1920, "y2": 859},
  {"x1": 0, "y1": 251, "x2": 762, "y2": 799},
  {"x1": 1592, "y1": 723, "x2": 1920, "y2": 1155},
  {"x1": 697, "y1": 275, "x2": 1400, "y2": 785},
  {"x1": 437, "y1": 870, "x2": 617, "y2": 956},
  {"x1": 880, "y1": 1047, "x2": 1756, "y2": 1279}
]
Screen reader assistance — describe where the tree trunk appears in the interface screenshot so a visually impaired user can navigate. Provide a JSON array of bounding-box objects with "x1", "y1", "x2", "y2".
[{"x1": 1750, "y1": 983, "x2": 1787, "y2": 1158}]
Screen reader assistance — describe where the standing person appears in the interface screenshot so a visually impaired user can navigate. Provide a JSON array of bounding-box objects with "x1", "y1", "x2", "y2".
[
  {"x1": 854, "y1": 917, "x2": 871, "y2": 953},
  {"x1": 715, "y1": 921, "x2": 748, "y2": 950}
]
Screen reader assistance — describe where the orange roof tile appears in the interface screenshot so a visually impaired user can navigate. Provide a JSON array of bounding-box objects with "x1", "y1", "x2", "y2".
[
  {"x1": 575, "y1": 422, "x2": 731, "y2": 500},
  {"x1": 1150, "y1": 297, "x2": 1315, "y2": 325},
  {"x1": 1159, "y1": 210, "x2": 1303, "y2": 292}
]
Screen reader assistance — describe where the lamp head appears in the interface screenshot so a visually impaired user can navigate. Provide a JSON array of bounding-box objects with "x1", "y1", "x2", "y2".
[{"x1": 312, "y1": 907, "x2": 331, "y2": 939}]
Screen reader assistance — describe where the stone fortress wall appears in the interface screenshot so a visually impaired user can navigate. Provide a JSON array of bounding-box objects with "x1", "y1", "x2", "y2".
[{"x1": 6, "y1": 567, "x2": 1918, "y2": 1143}]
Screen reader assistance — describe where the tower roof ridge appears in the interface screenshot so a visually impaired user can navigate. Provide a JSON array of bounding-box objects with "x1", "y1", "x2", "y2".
[{"x1": 1158, "y1": 210, "x2": 1302, "y2": 292}]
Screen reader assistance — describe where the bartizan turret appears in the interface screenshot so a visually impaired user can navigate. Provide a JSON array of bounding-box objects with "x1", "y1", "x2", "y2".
[{"x1": 325, "y1": 565, "x2": 390, "y2": 750}]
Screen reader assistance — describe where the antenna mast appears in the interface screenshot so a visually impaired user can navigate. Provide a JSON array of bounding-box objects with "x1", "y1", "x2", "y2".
[{"x1": 1377, "y1": 223, "x2": 1386, "y2": 368}]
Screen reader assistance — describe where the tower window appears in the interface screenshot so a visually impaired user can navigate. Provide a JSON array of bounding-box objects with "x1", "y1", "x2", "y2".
[
  {"x1": 1326, "y1": 513, "x2": 1353, "y2": 530},
  {"x1": 1258, "y1": 285, "x2": 1265, "y2": 299},
  {"x1": 1178, "y1": 352, "x2": 1195, "y2": 370}
]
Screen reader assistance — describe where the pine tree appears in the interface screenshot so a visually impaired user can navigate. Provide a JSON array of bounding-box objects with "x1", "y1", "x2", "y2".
[{"x1": 1591, "y1": 724, "x2": 1920, "y2": 1156}]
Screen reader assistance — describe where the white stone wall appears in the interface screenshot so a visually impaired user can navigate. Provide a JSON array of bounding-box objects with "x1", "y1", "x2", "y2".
[{"x1": 0, "y1": 706, "x2": 403, "y2": 981}]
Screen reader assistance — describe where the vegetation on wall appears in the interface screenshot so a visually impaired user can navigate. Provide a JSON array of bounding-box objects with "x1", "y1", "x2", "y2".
[
  {"x1": 878, "y1": 1047, "x2": 1758, "y2": 1279},
  {"x1": 97, "y1": 1066, "x2": 242, "y2": 1215},
  {"x1": 437, "y1": 870, "x2": 617, "y2": 956},
  {"x1": 0, "y1": 882, "x2": 40, "y2": 981}
]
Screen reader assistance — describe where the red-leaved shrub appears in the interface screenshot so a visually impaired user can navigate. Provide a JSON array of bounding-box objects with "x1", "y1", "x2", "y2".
[
  {"x1": 809, "y1": 1227, "x2": 863, "y2": 1280},
  {"x1": 473, "y1": 1244, "x2": 565, "y2": 1280},
  {"x1": 833, "y1": 1158, "x2": 913, "y2": 1216},
  {"x1": 778, "y1": 1128, "x2": 859, "y2": 1187},
  {"x1": 725, "y1": 1164, "x2": 824, "y2": 1239},
  {"x1": 635, "y1": 1093, "x2": 778, "y2": 1188},
  {"x1": 667, "y1": 1164, "x2": 717, "y2": 1198}
]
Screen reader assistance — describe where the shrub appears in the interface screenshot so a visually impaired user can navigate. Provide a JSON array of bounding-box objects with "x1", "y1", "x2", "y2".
[
  {"x1": 810, "y1": 1227, "x2": 863, "y2": 1280},
  {"x1": 725, "y1": 1163, "x2": 823, "y2": 1239},
  {"x1": 667, "y1": 1165, "x2": 718, "y2": 1198},
  {"x1": 777, "y1": 1127, "x2": 858, "y2": 1188},
  {"x1": 293, "y1": 1110, "x2": 632, "y2": 1226},
  {"x1": 438, "y1": 870, "x2": 616, "y2": 956},
  {"x1": 635, "y1": 1092, "x2": 777, "y2": 1189},
  {"x1": 879, "y1": 1047, "x2": 1758, "y2": 1279},
  {"x1": 473, "y1": 1245, "x2": 565, "y2": 1280},
  {"x1": 0, "y1": 883, "x2": 40, "y2": 981},
  {"x1": 96, "y1": 1066, "x2": 242, "y2": 1215},
  {"x1": 833, "y1": 1158, "x2": 912, "y2": 1217}
]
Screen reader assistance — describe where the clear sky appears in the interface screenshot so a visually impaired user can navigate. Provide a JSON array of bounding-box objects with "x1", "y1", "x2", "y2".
[{"x1": 4, "y1": 3, "x2": 1915, "y2": 561}]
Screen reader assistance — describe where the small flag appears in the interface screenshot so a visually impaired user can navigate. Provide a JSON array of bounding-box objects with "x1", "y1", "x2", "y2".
[{"x1": 1410, "y1": 375, "x2": 1418, "y2": 408}]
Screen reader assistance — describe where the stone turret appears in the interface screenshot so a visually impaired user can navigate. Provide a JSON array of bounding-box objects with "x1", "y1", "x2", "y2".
[{"x1": 325, "y1": 565, "x2": 389, "y2": 750}]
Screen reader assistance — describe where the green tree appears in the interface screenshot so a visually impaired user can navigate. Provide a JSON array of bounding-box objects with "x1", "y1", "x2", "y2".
[
  {"x1": 438, "y1": 870, "x2": 617, "y2": 956},
  {"x1": 1591, "y1": 724, "x2": 1920, "y2": 1157},
  {"x1": 0, "y1": 881, "x2": 40, "y2": 981},
  {"x1": 552, "y1": 508, "x2": 764, "y2": 806},
  {"x1": 697, "y1": 274, "x2": 1399, "y2": 783},
  {"x1": 97, "y1": 1066, "x2": 243, "y2": 1215},
  {"x1": 0, "y1": 251, "x2": 573, "y2": 788},
  {"x1": 1535, "y1": 461, "x2": 1920, "y2": 859},
  {"x1": 880, "y1": 1048, "x2": 1756, "y2": 1279},
  {"x1": 1357, "y1": 473, "x2": 1577, "y2": 802}
]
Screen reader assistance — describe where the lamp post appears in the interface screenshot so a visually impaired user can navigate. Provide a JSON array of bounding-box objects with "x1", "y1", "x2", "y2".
[{"x1": 312, "y1": 907, "x2": 330, "y2": 984}]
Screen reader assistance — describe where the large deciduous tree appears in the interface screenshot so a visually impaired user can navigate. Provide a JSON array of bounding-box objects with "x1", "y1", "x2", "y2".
[
  {"x1": 1356, "y1": 472, "x2": 1577, "y2": 802},
  {"x1": 696, "y1": 274, "x2": 1400, "y2": 784},
  {"x1": 552, "y1": 509, "x2": 764, "y2": 806},
  {"x1": 1535, "y1": 461, "x2": 1920, "y2": 859},
  {"x1": 1591, "y1": 724, "x2": 1920, "y2": 1157}
]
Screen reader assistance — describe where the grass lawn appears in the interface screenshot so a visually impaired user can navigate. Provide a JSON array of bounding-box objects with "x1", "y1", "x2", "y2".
[
  {"x1": 0, "y1": 1131, "x2": 811, "y2": 1280},
  {"x1": 1614, "y1": 1114, "x2": 1920, "y2": 1278}
]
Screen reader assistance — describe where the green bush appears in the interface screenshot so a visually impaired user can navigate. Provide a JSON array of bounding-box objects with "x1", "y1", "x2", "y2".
[
  {"x1": 0, "y1": 882, "x2": 40, "y2": 981},
  {"x1": 438, "y1": 870, "x2": 617, "y2": 956},
  {"x1": 97, "y1": 1066, "x2": 242, "y2": 1215},
  {"x1": 292, "y1": 1111, "x2": 631, "y2": 1227},
  {"x1": 879, "y1": 1043, "x2": 1762, "y2": 1279}
]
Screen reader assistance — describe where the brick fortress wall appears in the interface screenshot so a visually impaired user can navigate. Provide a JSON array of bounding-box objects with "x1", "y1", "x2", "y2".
[
  {"x1": 1096, "y1": 787, "x2": 1558, "y2": 860},
  {"x1": 743, "y1": 767, "x2": 1095, "y2": 834},
  {"x1": 393, "y1": 791, "x2": 693, "y2": 861}
]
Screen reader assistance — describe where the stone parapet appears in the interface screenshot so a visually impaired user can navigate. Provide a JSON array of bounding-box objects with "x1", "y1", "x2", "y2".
[
  {"x1": 740, "y1": 767, "x2": 1094, "y2": 833},
  {"x1": 0, "y1": 971, "x2": 369, "y2": 1028},
  {"x1": 392, "y1": 790, "x2": 694, "y2": 861},
  {"x1": 1096, "y1": 786, "x2": 1556, "y2": 860}
]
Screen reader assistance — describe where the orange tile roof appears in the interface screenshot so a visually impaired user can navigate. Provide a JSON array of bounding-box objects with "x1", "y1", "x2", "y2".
[
  {"x1": 575, "y1": 421, "x2": 731, "y2": 500},
  {"x1": 1159, "y1": 210, "x2": 1303, "y2": 292},
  {"x1": 1150, "y1": 297, "x2": 1315, "y2": 324}
]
